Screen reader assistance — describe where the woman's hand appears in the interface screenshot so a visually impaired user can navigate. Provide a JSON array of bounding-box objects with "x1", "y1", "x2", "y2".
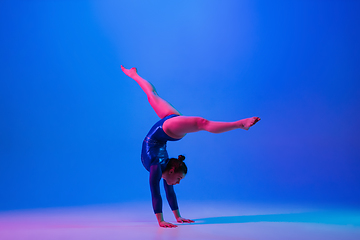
[
  {"x1": 172, "y1": 210, "x2": 195, "y2": 224},
  {"x1": 176, "y1": 217, "x2": 195, "y2": 224},
  {"x1": 159, "y1": 221, "x2": 178, "y2": 228}
]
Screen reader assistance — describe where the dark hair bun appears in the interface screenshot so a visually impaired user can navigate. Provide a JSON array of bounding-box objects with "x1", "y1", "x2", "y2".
[{"x1": 178, "y1": 155, "x2": 185, "y2": 161}]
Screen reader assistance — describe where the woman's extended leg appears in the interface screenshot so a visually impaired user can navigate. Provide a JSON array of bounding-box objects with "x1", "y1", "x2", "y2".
[
  {"x1": 121, "y1": 66, "x2": 260, "y2": 138},
  {"x1": 163, "y1": 116, "x2": 261, "y2": 139},
  {"x1": 121, "y1": 65, "x2": 180, "y2": 119}
]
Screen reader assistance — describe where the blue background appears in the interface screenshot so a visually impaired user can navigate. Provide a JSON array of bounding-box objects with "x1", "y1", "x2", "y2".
[{"x1": 1, "y1": 0, "x2": 359, "y2": 211}]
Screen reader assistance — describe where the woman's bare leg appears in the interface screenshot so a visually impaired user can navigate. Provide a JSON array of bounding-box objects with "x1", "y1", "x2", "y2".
[
  {"x1": 163, "y1": 116, "x2": 261, "y2": 139},
  {"x1": 121, "y1": 65, "x2": 260, "y2": 139},
  {"x1": 121, "y1": 66, "x2": 180, "y2": 118}
]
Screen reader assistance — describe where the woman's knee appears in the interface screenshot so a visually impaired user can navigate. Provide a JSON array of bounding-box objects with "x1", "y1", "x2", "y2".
[{"x1": 196, "y1": 117, "x2": 209, "y2": 130}]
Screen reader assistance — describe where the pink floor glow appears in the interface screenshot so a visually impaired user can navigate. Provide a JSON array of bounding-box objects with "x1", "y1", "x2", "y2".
[{"x1": 0, "y1": 202, "x2": 359, "y2": 240}]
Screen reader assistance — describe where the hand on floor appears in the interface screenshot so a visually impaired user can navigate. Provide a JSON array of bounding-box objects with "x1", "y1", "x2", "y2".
[
  {"x1": 159, "y1": 221, "x2": 178, "y2": 228},
  {"x1": 176, "y1": 217, "x2": 195, "y2": 224}
]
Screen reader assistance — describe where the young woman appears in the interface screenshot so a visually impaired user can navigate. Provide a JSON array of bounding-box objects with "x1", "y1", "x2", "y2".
[{"x1": 121, "y1": 66, "x2": 260, "y2": 228}]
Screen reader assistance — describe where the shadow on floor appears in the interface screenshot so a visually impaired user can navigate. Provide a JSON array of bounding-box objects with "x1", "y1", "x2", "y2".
[{"x1": 191, "y1": 211, "x2": 360, "y2": 226}]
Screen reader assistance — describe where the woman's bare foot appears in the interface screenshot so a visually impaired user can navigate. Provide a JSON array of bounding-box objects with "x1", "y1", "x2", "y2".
[
  {"x1": 239, "y1": 117, "x2": 261, "y2": 130},
  {"x1": 121, "y1": 65, "x2": 138, "y2": 78}
]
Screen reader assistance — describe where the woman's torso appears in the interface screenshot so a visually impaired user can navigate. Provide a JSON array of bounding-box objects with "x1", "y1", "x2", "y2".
[{"x1": 141, "y1": 114, "x2": 182, "y2": 171}]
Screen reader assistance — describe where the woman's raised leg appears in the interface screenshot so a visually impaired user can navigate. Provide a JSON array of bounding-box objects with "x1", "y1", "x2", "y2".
[
  {"x1": 121, "y1": 65, "x2": 260, "y2": 139},
  {"x1": 163, "y1": 116, "x2": 261, "y2": 139},
  {"x1": 121, "y1": 66, "x2": 180, "y2": 118}
]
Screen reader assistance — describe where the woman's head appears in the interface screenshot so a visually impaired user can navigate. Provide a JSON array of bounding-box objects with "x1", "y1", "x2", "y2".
[{"x1": 162, "y1": 155, "x2": 187, "y2": 185}]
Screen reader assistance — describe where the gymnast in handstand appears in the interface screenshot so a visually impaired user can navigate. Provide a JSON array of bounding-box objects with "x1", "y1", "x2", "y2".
[{"x1": 121, "y1": 66, "x2": 260, "y2": 228}]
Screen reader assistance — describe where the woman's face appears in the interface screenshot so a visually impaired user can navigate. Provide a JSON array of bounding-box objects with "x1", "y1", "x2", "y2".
[{"x1": 162, "y1": 169, "x2": 185, "y2": 185}]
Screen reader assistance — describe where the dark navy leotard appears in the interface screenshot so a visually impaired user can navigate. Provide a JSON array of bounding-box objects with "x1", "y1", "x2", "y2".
[{"x1": 141, "y1": 114, "x2": 182, "y2": 214}]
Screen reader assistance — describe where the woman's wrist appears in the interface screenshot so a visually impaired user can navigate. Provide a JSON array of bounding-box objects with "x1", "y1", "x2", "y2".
[
  {"x1": 155, "y1": 212, "x2": 164, "y2": 223},
  {"x1": 172, "y1": 209, "x2": 181, "y2": 219}
]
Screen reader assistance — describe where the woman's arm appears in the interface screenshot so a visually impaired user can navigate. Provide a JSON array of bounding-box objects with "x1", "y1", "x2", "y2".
[
  {"x1": 163, "y1": 179, "x2": 195, "y2": 224},
  {"x1": 149, "y1": 164, "x2": 163, "y2": 213},
  {"x1": 149, "y1": 164, "x2": 178, "y2": 228},
  {"x1": 163, "y1": 179, "x2": 179, "y2": 210}
]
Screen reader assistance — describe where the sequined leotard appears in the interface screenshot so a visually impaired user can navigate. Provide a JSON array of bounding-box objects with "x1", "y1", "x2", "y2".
[{"x1": 141, "y1": 114, "x2": 182, "y2": 214}]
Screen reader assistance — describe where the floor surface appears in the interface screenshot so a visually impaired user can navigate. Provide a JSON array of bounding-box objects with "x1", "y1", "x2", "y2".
[{"x1": 0, "y1": 201, "x2": 359, "y2": 240}]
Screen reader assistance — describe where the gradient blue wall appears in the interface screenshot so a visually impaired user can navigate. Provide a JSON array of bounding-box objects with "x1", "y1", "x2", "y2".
[{"x1": 1, "y1": 0, "x2": 359, "y2": 211}]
